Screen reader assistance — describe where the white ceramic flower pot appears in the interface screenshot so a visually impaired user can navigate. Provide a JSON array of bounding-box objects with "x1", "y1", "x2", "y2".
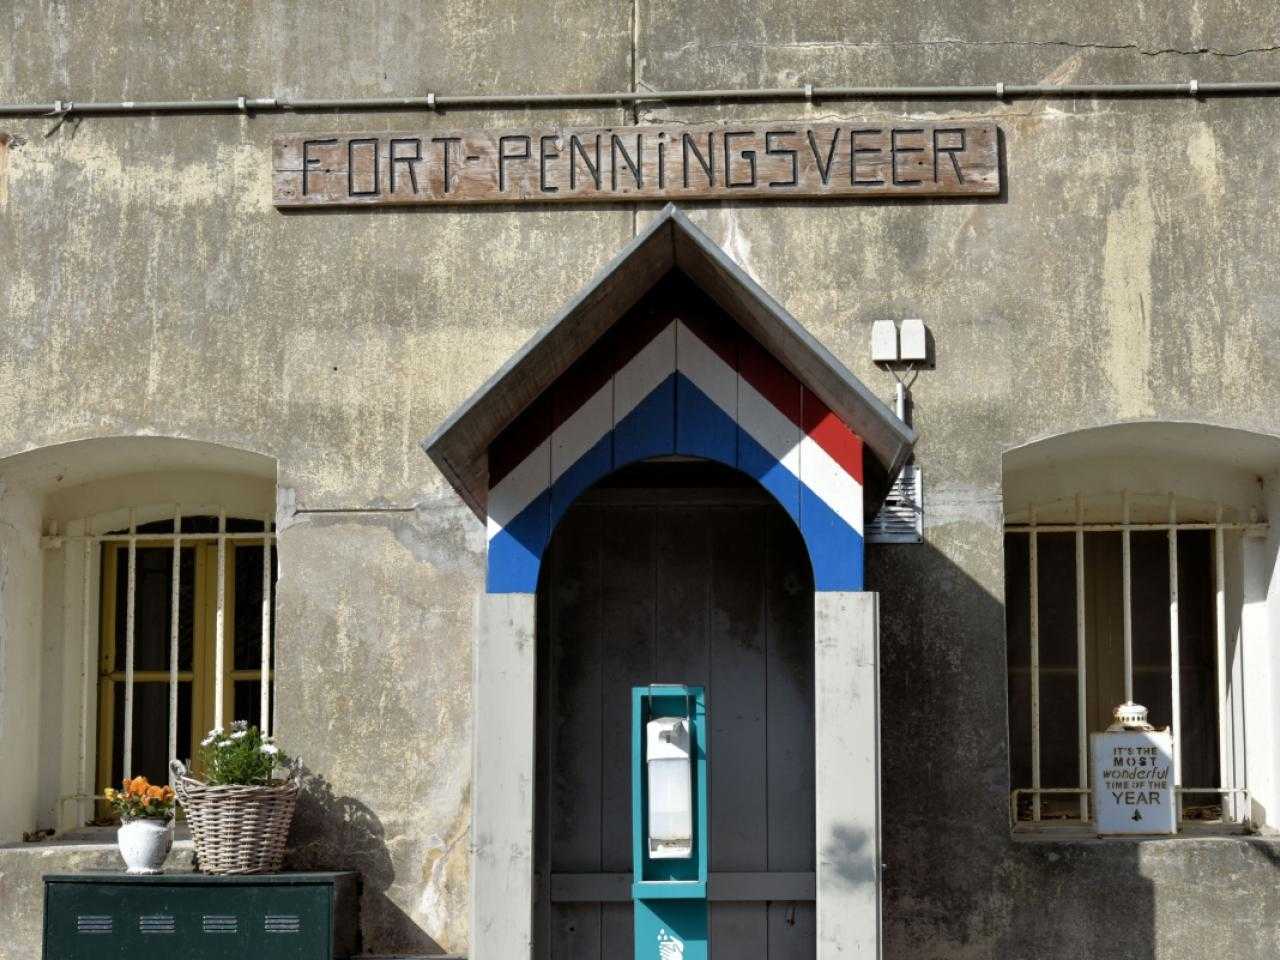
[{"x1": 117, "y1": 818, "x2": 174, "y2": 875}]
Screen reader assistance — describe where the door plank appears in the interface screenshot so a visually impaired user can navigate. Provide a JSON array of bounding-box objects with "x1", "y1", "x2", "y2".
[
  {"x1": 765, "y1": 511, "x2": 817, "y2": 873},
  {"x1": 551, "y1": 903, "x2": 602, "y2": 960},
  {"x1": 711, "y1": 901, "x2": 769, "y2": 959},
  {"x1": 708, "y1": 508, "x2": 771, "y2": 954},
  {"x1": 767, "y1": 901, "x2": 817, "y2": 959},
  {"x1": 602, "y1": 902, "x2": 636, "y2": 958},
  {"x1": 549, "y1": 508, "x2": 604, "y2": 873},
  {"x1": 601, "y1": 507, "x2": 658, "y2": 874},
  {"x1": 654, "y1": 506, "x2": 713, "y2": 685},
  {"x1": 709, "y1": 507, "x2": 769, "y2": 872}
]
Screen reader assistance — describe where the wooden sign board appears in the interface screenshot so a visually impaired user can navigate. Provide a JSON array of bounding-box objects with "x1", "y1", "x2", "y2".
[
  {"x1": 273, "y1": 122, "x2": 999, "y2": 207},
  {"x1": 1090, "y1": 730, "x2": 1177, "y2": 835}
]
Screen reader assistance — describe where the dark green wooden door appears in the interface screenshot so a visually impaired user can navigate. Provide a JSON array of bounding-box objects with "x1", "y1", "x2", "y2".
[{"x1": 534, "y1": 463, "x2": 816, "y2": 960}]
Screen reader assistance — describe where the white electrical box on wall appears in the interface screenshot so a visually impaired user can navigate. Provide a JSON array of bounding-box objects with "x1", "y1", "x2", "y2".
[
  {"x1": 899, "y1": 318, "x2": 928, "y2": 362},
  {"x1": 871, "y1": 320, "x2": 899, "y2": 363}
]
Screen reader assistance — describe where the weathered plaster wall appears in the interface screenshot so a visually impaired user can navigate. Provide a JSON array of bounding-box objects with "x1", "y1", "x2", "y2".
[
  {"x1": 3, "y1": 1, "x2": 1280, "y2": 958},
  {"x1": 0, "y1": 485, "x2": 43, "y2": 842}
]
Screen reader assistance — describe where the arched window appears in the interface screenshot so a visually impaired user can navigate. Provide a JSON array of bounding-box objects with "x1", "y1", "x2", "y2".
[
  {"x1": 0, "y1": 438, "x2": 276, "y2": 840},
  {"x1": 1003, "y1": 422, "x2": 1280, "y2": 832}
]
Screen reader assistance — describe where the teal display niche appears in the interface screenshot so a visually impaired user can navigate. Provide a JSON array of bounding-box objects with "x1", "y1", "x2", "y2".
[{"x1": 632, "y1": 685, "x2": 709, "y2": 960}]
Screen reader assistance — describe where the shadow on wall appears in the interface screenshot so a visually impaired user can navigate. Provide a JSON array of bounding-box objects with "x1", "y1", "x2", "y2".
[
  {"x1": 867, "y1": 536, "x2": 1158, "y2": 960},
  {"x1": 285, "y1": 766, "x2": 447, "y2": 957}
]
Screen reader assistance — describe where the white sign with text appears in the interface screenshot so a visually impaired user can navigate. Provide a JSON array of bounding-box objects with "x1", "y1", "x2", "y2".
[{"x1": 1090, "y1": 730, "x2": 1176, "y2": 835}]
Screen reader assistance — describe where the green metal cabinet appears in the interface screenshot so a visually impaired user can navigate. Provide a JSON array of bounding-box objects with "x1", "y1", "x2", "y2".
[{"x1": 42, "y1": 872, "x2": 359, "y2": 960}]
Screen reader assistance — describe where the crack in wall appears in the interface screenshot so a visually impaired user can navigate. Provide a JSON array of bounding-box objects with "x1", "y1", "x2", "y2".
[{"x1": 667, "y1": 37, "x2": 1280, "y2": 59}]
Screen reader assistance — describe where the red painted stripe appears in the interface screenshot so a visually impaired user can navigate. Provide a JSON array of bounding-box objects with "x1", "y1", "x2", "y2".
[
  {"x1": 802, "y1": 387, "x2": 864, "y2": 484},
  {"x1": 677, "y1": 301, "x2": 738, "y2": 373},
  {"x1": 491, "y1": 288, "x2": 866, "y2": 490},
  {"x1": 490, "y1": 283, "x2": 681, "y2": 487},
  {"x1": 737, "y1": 331, "x2": 801, "y2": 425},
  {"x1": 549, "y1": 331, "x2": 616, "y2": 434},
  {"x1": 682, "y1": 322, "x2": 864, "y2": 485}
]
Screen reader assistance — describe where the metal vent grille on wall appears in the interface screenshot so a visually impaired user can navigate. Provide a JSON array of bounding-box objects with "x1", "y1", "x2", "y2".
[
  {"x1": 75, "y1": 915, "x2": 112, "y2": 935},
  {"x1": 139, "y1": 914, "x2": 175, "y2": 934},
  {"x1": 866, "y1": 465, "x2": 923, "y2": 543}
]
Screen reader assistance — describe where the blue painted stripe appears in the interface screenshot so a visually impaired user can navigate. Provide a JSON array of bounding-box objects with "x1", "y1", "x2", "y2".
[
  {"x1": 801, "y1": 483, "x2": 864, "y2": 591},
  {"x1": 738, "y1": 425, "x2": 801, "y2": 524},
  {"x1": 486, "y1": 489, "x2": 550, "y2": 593},
  {"x1": 675, "y1": 373, "x2": 737, "y2": 465},
  {"x1": 550, "y1": 433, "x2": 613, "y2": 531},
  {"x1": 613, "y1": 373, "x2": 676, "y2": 468}
]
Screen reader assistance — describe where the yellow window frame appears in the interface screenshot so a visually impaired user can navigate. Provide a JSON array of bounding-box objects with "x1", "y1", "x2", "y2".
[{"x1": 96, "y1": 535, "x2": 274, "y2": 797}]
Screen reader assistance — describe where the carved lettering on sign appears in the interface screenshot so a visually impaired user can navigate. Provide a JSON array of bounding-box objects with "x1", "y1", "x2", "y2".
[{"x1": 273, "y1": 122, "x2": 1000, "y2": 207}]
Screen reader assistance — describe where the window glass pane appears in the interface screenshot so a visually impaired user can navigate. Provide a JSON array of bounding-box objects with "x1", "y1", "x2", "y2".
[
  {"x1": 1176, "y1": 531, "x2": 1220, "y2": 796},
  {"x1": 179, "y1": 515, "x2": 265, "y2": 534},
  {"x1": 233, "y1": 545, "x2": 277, "y2": 671},
  {"x1": 233, "y1": 680, "x2": 271, "y2": 731},
  {"x1": 1005, "y1": 533, "x2": 1031, "y2": 792},
  {"x1": 1007, "y1": 532, "x2": 1083, "y2": 808},
  {"x1": 1084, "y1": 533, "x2": 1126, "y2": 733},
  {"x1": 113, "y1": 546, "x2": 195, "y2": 672},
  {"x1": 1130, "y1": 531, "x2": 1172, "y2": 727},
  {"x1": 182, "y1": 515, "x2": 219, "y2": 534},
  {"x1": 109, "y1": 681, "x2": 191, "y2": 789}
]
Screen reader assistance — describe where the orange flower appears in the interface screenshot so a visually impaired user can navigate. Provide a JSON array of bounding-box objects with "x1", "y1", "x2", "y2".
[
  {"x1": 125, "y1": 776, "x2": 151, "y2": 798},
  {"x1": 145, "y1": 784, "x2": 165, "y2": 800}
]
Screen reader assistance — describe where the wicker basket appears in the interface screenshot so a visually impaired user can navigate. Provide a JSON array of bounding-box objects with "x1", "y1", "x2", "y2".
[{"x1": 170, "y1": 760, "x2": 299, "y2": 875}]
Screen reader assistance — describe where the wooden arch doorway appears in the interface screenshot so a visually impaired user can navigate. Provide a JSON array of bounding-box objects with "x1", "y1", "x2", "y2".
[{"x1": 534, "y1": 459, "x2": 817, "y2": 959}]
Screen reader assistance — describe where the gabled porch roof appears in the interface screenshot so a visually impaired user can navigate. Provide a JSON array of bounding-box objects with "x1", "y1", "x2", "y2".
[{"x1": 422, "y1": 204, "x2": 915, "y2": 517}]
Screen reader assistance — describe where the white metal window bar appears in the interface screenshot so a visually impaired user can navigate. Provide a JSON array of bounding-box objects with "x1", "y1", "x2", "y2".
[
  {"x1": 1007, "y1": 494, "x2": 1262, "y2": 826},
  {"x1": 45, "y1": 506, "x2": 277, "y2": 818}
]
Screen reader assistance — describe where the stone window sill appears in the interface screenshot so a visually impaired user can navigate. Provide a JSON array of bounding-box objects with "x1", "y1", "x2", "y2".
[
  {"x1": 1012, "y1": 821, "x2": 1277, "y2": 843},
  {"x1": 0, "y1": 823, "x2": 193, "y2": 852}
]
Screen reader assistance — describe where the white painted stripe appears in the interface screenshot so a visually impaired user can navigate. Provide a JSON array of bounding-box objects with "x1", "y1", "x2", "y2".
[
  {"x1": 614, "y1": 322, "x2": 676, "y2": 423},
  {"x1": 738, "y1": 378, "x2": 801, "y2": 479},
  {"x1": 487, "y1": 437, "x2": 551, "y2": 540},
  {"x1": 799, "y1": 434, "x2": 864, "y2": 534},
  {"x1": 552, "y1": 382, "x2": 613, "y2": 483},
  {"x1": 676, "y1": 321, "x2": 737, "y2": 418},
  {"x1": 485, "y1": 319, "x2": 864, "y2": 542}
]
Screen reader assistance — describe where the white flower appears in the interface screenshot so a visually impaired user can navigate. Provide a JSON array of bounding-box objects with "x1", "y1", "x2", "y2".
[
  {"x1": 206, "y1": 726, "x2": 224, "y2": 738},
  {"x1": 217, "y1": 738, "x2": 232, "y2": 748},
  {"x1": 260, "y1": 744, "x2": 279, "y2": 756},
  {"x1": 231, "y1": 720, "x2": 249, "y2": 731},
  {"x1": 200, "y1": 734, "x2": 215, "y2": 747},
  {"x1": 230, "y1": 730, "x2": 248, "y2": 740}
]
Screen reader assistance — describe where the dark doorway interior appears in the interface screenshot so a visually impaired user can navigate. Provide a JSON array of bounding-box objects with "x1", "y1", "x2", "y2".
[{"x1": 534, "y1": 459, "x2": 817, "y2": 959}]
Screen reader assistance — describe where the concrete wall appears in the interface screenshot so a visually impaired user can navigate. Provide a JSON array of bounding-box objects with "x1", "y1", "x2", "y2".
[
  {"x1": 0, "y1": 484, "x2": 44, "y2": 842},
  {"x1": 3, "y1": 2, "x2": 1280, "y2": 958}
]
